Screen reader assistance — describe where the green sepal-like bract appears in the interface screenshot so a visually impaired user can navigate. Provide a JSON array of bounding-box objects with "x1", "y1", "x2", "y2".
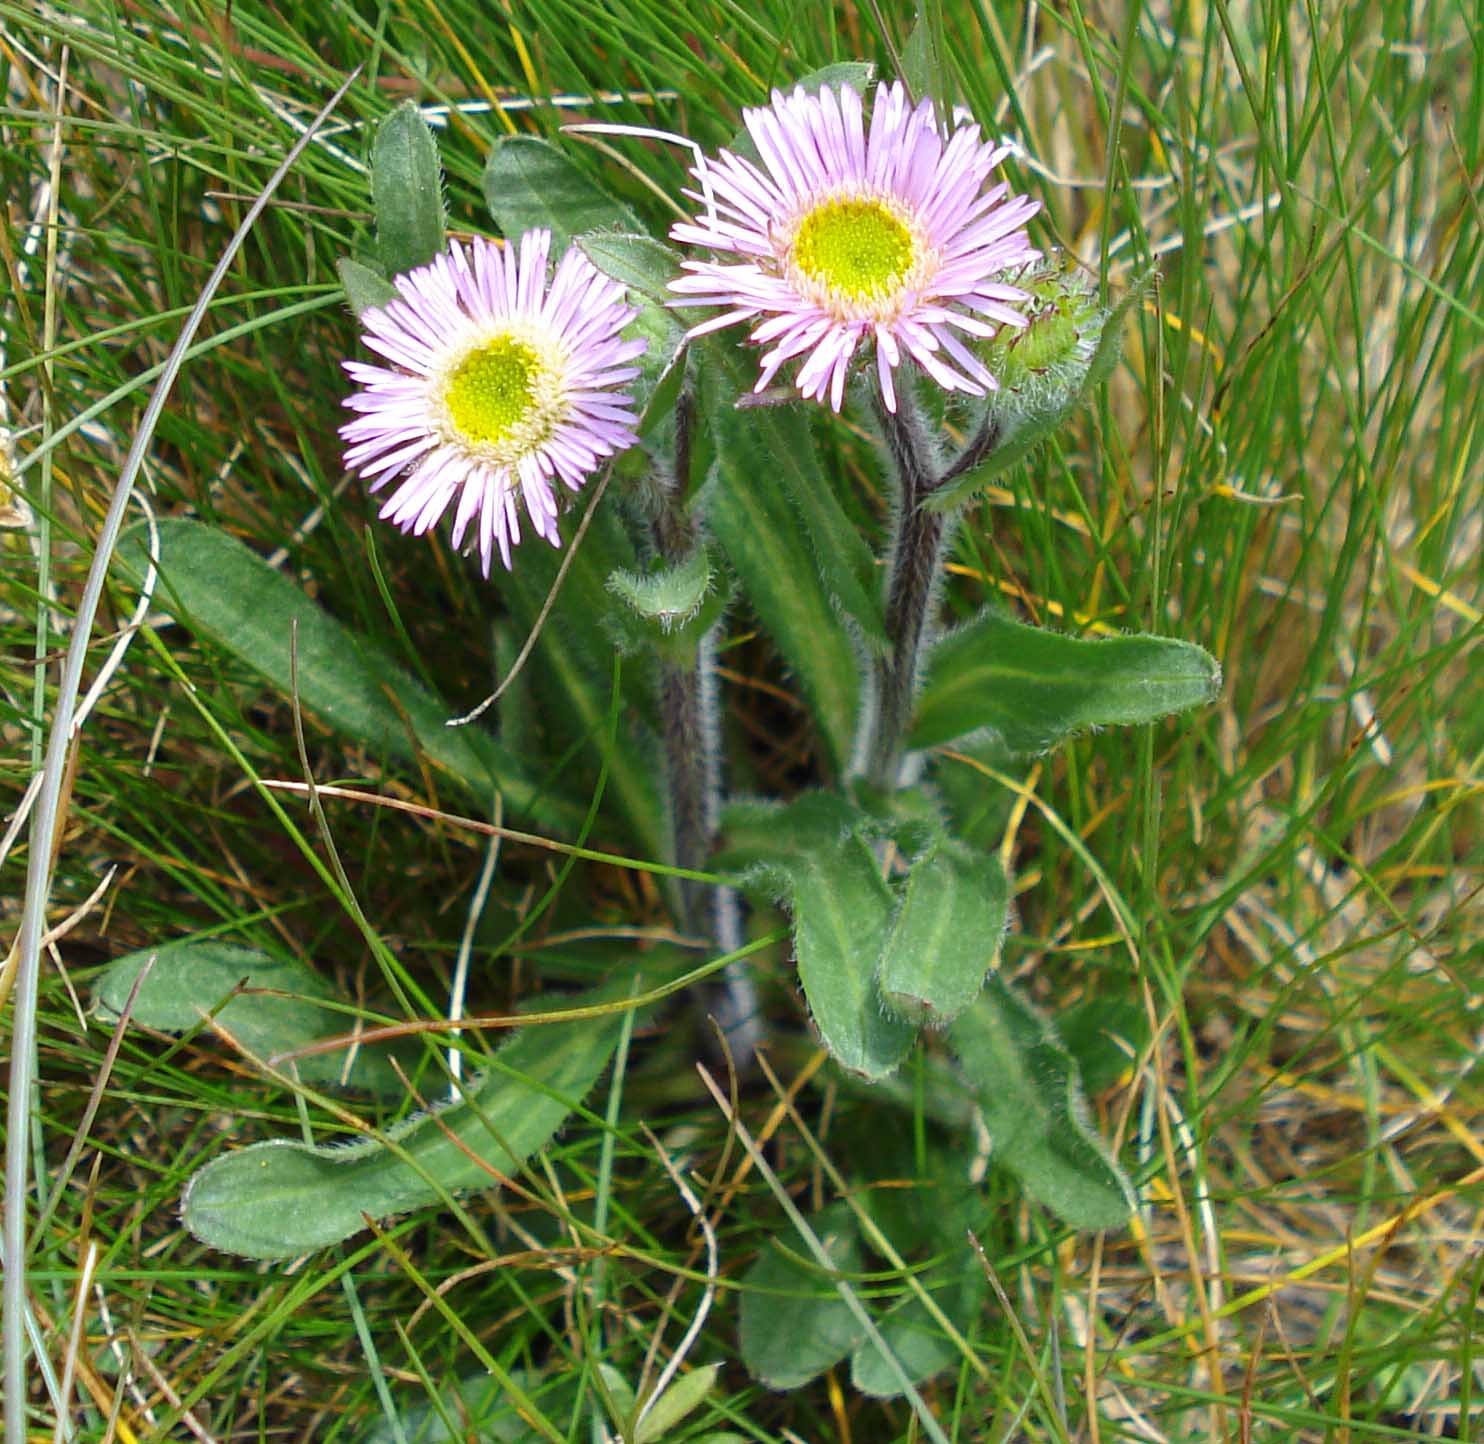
[
  {"x1": 371, "y1": 100, "x2": 445, "y2": 277},
  {"x1": 606, "y1": 544, "x2": 733, "y2": 665},
  {"x1": 608, "y1": 545, "x2": 714, "y2": 633}
]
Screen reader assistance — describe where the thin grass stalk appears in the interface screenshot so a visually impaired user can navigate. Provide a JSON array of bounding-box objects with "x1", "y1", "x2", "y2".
[{"x1": 1, "y1": 73, "x2": 359, "y2": 1444}]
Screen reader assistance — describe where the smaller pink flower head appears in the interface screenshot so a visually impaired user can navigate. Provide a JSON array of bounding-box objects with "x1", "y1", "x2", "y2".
[
  {"x1": 340, "y1": 231, "x2": 645, "y2": 575},
  {"x1": 669, "y1": 80, "x2": 1040, "y2": 412}
]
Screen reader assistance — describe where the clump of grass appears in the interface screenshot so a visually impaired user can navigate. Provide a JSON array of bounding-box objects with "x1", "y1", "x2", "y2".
[{"x1": 3, "y1": 1, "x2": 1481, "y2": 1441}]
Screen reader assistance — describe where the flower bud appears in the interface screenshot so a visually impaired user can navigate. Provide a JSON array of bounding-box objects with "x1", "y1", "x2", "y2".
[{"x1": 976, "y1": 260, "x2": 1105, "y2": 423}]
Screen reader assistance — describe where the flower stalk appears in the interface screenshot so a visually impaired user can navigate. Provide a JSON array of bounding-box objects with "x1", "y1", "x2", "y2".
[
  {"x1": 650, "y1": 392, "x2": 711, "y2": 933},
  {"x1": 648, "y1": 391, "x2": 759, "y2": 1055},
  {"x1": 861, "y1": 378, "x2": 950, "y2": 789},
  {"x1": 863, "y1": 380, "x2": 1014, "y2": 790}
]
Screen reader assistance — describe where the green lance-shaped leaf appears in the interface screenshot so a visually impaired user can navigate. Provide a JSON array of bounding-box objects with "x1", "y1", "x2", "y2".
[
  {"x1": 183, "y1": 992, "x2": 627, "y2": 1259},
  {"x1": 849, "y1": 1267, "x2": 987, "y2": 1399},
  {"x1": 577, "y1": 233, "x2": 689, "y2": 437},
  {"x1": 739, "y1": 1204, "x2": 864, "y2": 1390},
  {"x1": 634, "y1": 1363, "x2": 720, "y2": 1444},
  {"x1": 372, "y1": 100, "x2": 445, "y2": 276},
  {"x1": 709, "y1": 340, "x2": 887, "y2": 649},
  {"x1": 489, "y1": 492, "x2": 667, "y2": 861},
  {"x1": 93, "y1": 942, "x2": 413, "y2": 1095},
  {"x1": 912, "y1": 609, "x2": 1221, "y2": 754},
  {"x1": 336, "y1": 256, "x2": 397, "y2": 318},
  {"x1": 482, "y1": 135, "x2": 641, "y2": 248},
  {"x1": 362, "y1": 1368, "x2": 572, "y2": 1444},
  {"x1": 719, "y1": 794, "x2": 914, "y2": 1080},
  {"x1": 728, "y1": 62, "x2": 876, "y2": 161},
  {"x1": 900, "y1": 7, "x2": 952, "y2": 113},
  {"x1": 878, "y1": 840, "x2": 1008, "y2": 1026},
  {"x1": 950, "y1": 977, "x2": 1135, "y2": 1230},
  {"x1": 117, "y1": 519, "x2": 578, "y2": 832}
]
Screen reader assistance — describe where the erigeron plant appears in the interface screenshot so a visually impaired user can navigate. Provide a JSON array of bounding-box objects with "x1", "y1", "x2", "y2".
[{"x1": 100, "y1": 62, "x2": 1218, "y2": 1406}]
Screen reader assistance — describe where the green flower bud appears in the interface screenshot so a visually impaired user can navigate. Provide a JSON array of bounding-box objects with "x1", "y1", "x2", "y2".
[{"x1": 978, "y1": 260, "x2": 1105, "y2": 422}]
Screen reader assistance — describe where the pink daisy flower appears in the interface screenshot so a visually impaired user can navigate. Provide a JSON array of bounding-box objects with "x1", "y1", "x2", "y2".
[
  {"x1": 669, "y1": 81, "x2": 1041, "y2": 412},
  {"x1": 341, "y1": 231, "x2": 645, "y2": 574}
]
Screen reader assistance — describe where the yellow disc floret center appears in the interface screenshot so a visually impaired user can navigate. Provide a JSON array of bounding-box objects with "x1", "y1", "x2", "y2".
[
  {"x1": 435, "y1": 325, "x2": 569, "y2": 466},
  {"x1": 444, "y1": 336, "x2": 541, "y2": 446},
  {"x1": 791, "y1": 198, "x2": 916, "y2": 307}
]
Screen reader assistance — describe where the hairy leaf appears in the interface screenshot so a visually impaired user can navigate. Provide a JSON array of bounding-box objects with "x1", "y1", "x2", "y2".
[
  {"x1": 634, "y1": 1362, "x2": 719, "y2": 1444},
  {"x1": 913, "y1": 609, "x2": 1220, "y2": 754},
  {"x1": 93, "y1": 941, "x2": 412, "y2": 1094},
  {"x1": 739, "y1": 1205, "x2": 864, "y2": 1390},
  {"x1": 951, "y1": 978, "x2": 1135, "y2": 1230},
  {"x1": 184, "y1": 994, "x2": 626, "y2": 1258},
  {"x1": 850, "y1": 1269, "x2": 986, "y2": 1399},
  {"x1": 116, "y1": 519, "x2": 578, "y2": 831},
  {"x1": 336, "y1": 256, "x2": 397, "y2": 318},
  {"x1": 878, "y1": 840, "x2": 1008, "y2": 1026},
  {"x1": 719, "y1": 795, "x2": 913, "y2": 1079},
  {"x1": 482, "y1": 135, "x2": 640, "y2": 247},
  {"x1": 372, "y1": 101, "x2": 445, "y2": 276}
]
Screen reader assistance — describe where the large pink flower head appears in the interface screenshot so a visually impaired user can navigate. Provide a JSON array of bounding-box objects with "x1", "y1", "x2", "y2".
[
  {"x1": 669, "y1": 80, "x2": 1041, "y2": 412},
  {"x1": 341, "y1": 231, "x2": 645, "y2": 575}
]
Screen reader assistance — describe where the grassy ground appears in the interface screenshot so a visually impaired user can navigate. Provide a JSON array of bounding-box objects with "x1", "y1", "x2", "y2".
[{"x1": 3, "y1": 0, "x2": 1482, "y2": 1440}]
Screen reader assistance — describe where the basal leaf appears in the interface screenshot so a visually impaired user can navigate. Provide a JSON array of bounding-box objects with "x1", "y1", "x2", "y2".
[
  {"x1": 116, "y1": 519, "x2": 577, "y2": 832},
  {"x1": 791, "y1": 845, "x2": 916, "y2": 1079},
  {"x1": 912, "y1": 609, "x2": 1220, "y2": 754},
  {"x1": 950, "y1": 978, "x2": 1135, "y2": 1230},
  {"x1": 362, "y1": 1368, "x2": 568, "y2": 1444},
  {"x1": 849, "y1": 1269, "x2": 986, "y2": 1399},
  {"x1": 633, "y1": 1362, "x2": 719, "y2": 1444},
  {"x1": 739, "y1": 1204, "x2": 864, "y2": 1390},
  {"x1": 372, "y1": 101, "x2": 445, "y2": 276},
  {"x1": 93, "y1": 941, "x2": 412, "y2": 1094},
  {"x1": 481, "y1": 135, "x2": 640, "y2": 248},
  {"x1": 878, "y1": 840, "x2": 1008, "y2": 1026},
  {"x1": 183, "y1": 992, "x2": 627, "y2": 1258}
]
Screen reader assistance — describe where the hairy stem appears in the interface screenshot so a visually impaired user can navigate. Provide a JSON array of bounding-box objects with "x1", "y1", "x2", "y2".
[
  {"x1": 649, "y1": 394, "x2": 759, "y2": 1055},
  {"x1": 658, "y1": 656, "x2": 708, "y2": 931},
  {"x1": 864, "y1": 383, "x2": 950, "y2": 789}
]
